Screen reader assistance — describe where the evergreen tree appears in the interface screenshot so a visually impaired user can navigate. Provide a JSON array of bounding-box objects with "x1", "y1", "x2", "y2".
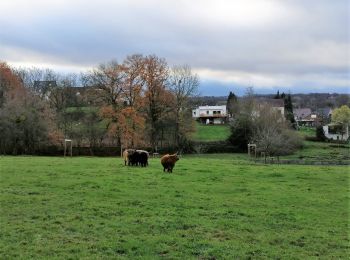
[
  {"x1": 274, "y1": 90, "x2": 280, "y2": 99},
  {"x1": 316, "y1": 125, "x2": 327, "y2": 141},
  {"x1": 227, "y1": 91, "x2": 238, "y2": 117},
  {"x1": 284, "y1": 94, "x2": 296, "y2": 128}
]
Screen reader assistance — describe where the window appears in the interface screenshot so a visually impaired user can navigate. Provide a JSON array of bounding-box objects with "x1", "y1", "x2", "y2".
[{"x1": 206, "y1": 111, "x2": 209, "y2": 115}]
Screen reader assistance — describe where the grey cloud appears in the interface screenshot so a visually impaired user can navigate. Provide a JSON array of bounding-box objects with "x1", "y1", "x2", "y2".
[{"x1": 0, "y1": 0, "x2": 348, "y2": 92}]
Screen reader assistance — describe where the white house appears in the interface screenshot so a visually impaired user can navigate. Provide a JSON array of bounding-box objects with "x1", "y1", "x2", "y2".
[
  {"x1": 192, "y1": 105, "x2": 227, "y2": 124},
  {"x1": 323, "y1": 124, "x2": 349, "y2": 141}
]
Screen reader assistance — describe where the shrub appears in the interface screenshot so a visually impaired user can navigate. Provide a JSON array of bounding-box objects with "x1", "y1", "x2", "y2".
[
  {"x1": 316, "y1": 125, "x2": 327, "y2": 141},
  {"x1": 227, "y1": 115, "x2": 253, "y2": 152}
]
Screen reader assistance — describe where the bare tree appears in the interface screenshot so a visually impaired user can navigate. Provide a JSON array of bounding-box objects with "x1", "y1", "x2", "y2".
[
  {"x1": 15, "y1": 67, "x2": 59, "y2": 98},
  {"x1": 251, "y1": 105, "x2": 302, "y2": 161},
  {"x1": 169, "y1": 65, "x2": 199, "y2": 147},
  {"x1": 83, "y1": 60, "x2": 125, "y2": 108},
  {"x1": 48, "y1": 73, "x2": 79, "y2": 112}
]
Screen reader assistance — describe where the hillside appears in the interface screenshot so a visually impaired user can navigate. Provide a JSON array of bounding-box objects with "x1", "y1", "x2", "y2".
[{"x1": 191, "y1": 122, "x2": 230, "y2": 142}]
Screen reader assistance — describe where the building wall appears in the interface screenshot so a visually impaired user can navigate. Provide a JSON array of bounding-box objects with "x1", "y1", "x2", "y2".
[
  {"x1": 192, "y1": 105, "x2": 227, "y2": 118},
  {"x1": 323, "y1": 125, "x2": 349, "y2": 141},
  {"x1": 273, "y1": 106, "x2": 285, "y2": 117}
]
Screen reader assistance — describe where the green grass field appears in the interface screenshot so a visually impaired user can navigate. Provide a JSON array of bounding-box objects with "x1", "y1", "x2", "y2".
[
  {"x1": 191, "y1": 122, "x2": 230, "y2": 142},
  {"x1": 282, "y1": 127, "x2": 350, "y2": 163},
  {"x1": 282, "y1": 140, "x2": 350, "y2": 163},
  {"x1": 1, "y1": 155, "x2": 349, "y2": 259}
]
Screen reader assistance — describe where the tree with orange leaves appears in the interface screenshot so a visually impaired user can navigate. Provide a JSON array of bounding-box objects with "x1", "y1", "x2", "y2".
[
  {"x1": 0, "y1": 61, "x2": 26, "y2": 106},
  {"x1": 0, "y1": 62, "x2": 60, "y2": 154},
  {"x1": 141, "y1": 55, "x2": 174, "y2": 152},
  {"x1": 118, "y1": 107, "x2": 145, "y2": 148},
  {"x1": 83, "y1": 60, "x2": 126, "y2": 146}
]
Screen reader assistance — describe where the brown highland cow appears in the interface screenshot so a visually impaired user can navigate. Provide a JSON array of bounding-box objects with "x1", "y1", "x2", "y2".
[{"x1": 160, "y1": 153, "x2": 180, "y2": 173}]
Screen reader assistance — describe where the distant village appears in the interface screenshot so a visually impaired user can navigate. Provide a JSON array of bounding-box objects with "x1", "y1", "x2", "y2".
[{"x1": 191, "y1": 96, "x2": 349, "y2": 141}]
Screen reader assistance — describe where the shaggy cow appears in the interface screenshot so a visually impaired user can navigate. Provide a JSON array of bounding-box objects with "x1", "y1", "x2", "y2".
[
  {"x1": 138, "y1": 151, "x2": 148, "y2": 167},
  {"x1": 122, "y1": 149, "x2": 135, "y2": 166},
  {"x1": 160, "y1": 153, "x2": 180, "y2": 173},
  {"x1": 123, "y1": 149, "x2": 149, "y2": 167},
  {"x1": 136, "y1": 150, "x2": 150, "y2": 159}
]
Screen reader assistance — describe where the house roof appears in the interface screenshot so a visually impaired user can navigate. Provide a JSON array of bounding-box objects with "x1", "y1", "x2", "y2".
[
  {"x1": 195, "y1": 105, "x2": 226, "y2": 110},
  {"x1": 33, "y1": 80, "x2": 57, "y2": 92},
  {"x1": 301, "y1": 113, "x2": 317, "y2": 121},
  {"x1": 316, "y1": 107, "x2": 332, "y2": 116},
  {"x1": 294, "y1": 108, "x2": 312, "y2": 119},
  {"x1": 256, "y1": 98, "x2": 284, "y2": 107}
]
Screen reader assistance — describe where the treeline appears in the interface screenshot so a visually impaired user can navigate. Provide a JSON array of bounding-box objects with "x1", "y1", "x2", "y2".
[
  {"x1": 0, "y1": 54, "x2": 199, "y2": 155},
  {"x1": 192, "y1": 93, "x2": 350, "y2": 111},
  {"x1": 291, "y1": 93, "x2": 350, "y2": 110}
]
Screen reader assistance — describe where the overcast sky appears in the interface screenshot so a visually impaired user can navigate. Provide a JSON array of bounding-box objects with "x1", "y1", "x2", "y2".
[{"x1": 1, "y1": 0, "x2": 349, "y2": 95}]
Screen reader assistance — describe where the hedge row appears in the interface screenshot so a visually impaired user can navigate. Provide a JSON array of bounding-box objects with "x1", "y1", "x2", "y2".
[{"x1": 1, "y1": 141, "x2": 240, "y2": 156}]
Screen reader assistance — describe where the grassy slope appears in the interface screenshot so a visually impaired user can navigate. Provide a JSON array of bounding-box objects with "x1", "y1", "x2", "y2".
[
  {"x1": 191, "y1": 122, "x2": 230, "y2": 142},
  {"x1": 1, "y1": 155, "x2": 349, "y2": 259},
  {"x1": 191, "y1": 123, "x2": 349, "y2": 162},
  {"x1": 283, "y1": 141, "x2": 350, "y2": 162},
  {"x1": 282, "y1": 127, "x2": 350, "y2": 162}
]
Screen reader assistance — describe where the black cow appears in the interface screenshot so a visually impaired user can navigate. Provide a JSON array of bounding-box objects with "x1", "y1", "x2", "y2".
[{"x1": 127, "y1": 150, "x2": 149, "y2": 167}]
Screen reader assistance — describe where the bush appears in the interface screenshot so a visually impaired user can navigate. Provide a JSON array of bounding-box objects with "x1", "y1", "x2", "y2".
[
  {"x1": 316, "y1": 125, "x2": 327, "y2": 141},
  {"x1": 279, "y1": 129, "x2": 303, "y2": 155},
  {"x1": 192, "y1": 141, "x2": 240, "y2": 153},
  {"x1": 227, "y1": 116, "x2": 253, "y2": 152},
  {"x1": 305, "y1": 136, "x2": 320, "y2": 142}
]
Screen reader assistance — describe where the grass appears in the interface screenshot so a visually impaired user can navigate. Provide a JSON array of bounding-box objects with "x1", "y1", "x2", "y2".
[
  {"x1": 298, "y1": 126, "x2": 316, "y2": 137},
  {"x1": 1, "y1": 155, "x2": 349, "y2": 259},
  {"x1": 283, "y1": 140, "x2": 350, "y2": 163},
  {"x1": 192, "y1": 122, "x2": 230, "y2": 142},
  {"x1": 281, "y1": 127, "x2": 350, "y2": 163}
]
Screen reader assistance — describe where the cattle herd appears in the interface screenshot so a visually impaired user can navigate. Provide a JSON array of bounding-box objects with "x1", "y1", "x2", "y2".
[{"x1": 123, "y1": 149, "x2": 180, "y2": 173}]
